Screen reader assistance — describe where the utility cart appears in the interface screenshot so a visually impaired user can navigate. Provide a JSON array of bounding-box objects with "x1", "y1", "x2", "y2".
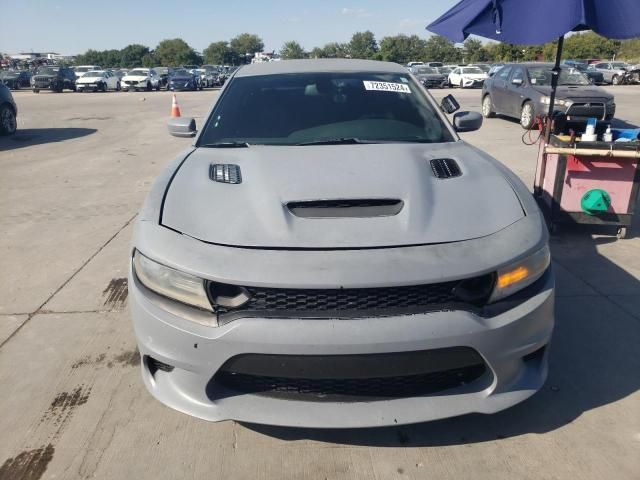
[{"x1": 534, "y1": 135, "x2": 640, "y2": 238}]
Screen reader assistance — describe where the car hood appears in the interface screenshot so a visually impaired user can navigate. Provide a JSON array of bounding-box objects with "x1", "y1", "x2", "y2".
[
  {"x1": 161, "y1": 142, "x2": 525, "y2": 249},
  {"x1": 122, "y1": 75, "x2": 148, "y2": 81},
  {"x1": 532, "y1": 85, "x2": 613, "y2": 100},
  {"x1": 170, "y1": 76, "x2": 193, "y2": 81},
  {"x1": 460, "y1": 74, "x2": 487, "y2": 80},
  {"x1": 77, "y1": 76, "x2": 104, "y2": 82}
]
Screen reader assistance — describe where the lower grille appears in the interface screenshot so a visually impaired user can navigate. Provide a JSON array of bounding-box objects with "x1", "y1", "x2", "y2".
[{"x1": 217, "y1": 366, "x2": 485, "y2": 400}]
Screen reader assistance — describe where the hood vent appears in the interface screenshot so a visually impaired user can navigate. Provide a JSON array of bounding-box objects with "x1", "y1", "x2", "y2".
[
  {"x1": 210, "y1": 164, "x2": 242, "y2": 184},
  {"x1": 430, "y1": 158, "x2": 461, "y2": 179},
  {"x1": 287, "y1": 199, "x2": 404, "y2": 218}
]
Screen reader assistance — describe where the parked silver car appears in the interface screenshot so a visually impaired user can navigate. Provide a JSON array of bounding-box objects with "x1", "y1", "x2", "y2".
[
  {"x1": 0, "y1": 82, "x2": 17, "y2": 135},
  {"x1": 590, "y1": 61, "x2": 629, "y2": 85},
  {"x1": 129, "y1": 59, "x2": 554, "y2": 427}
]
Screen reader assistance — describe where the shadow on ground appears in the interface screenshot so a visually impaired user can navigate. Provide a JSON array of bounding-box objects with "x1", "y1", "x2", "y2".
[
  {"x1": 245, "y1": 220, "x2": 640, "y2": 447},
  {"x1": 0, "y1": 128, "x2": 97, "y2": 151}
]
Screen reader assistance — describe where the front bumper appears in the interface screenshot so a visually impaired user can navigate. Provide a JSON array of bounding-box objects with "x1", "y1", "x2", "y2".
[
  {"x1": 168, "y1": 81, "x2": 196, "y2": 91},
  {"x1": 462, "y1": 79, "x2": 485, "y2": 88},
  {"x1": 540, "y1": 100, "x2": 616, "y2": 122},
  {"x1": 130, "y1": 260, "x2": 554, "y2": 428},
  {"x1": 77, "y1": 82, "x2": 101, "y2": 91}
]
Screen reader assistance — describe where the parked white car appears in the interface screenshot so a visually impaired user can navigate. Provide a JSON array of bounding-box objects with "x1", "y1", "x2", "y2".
[
  {"x1": 76, "y1": 70, "x2": 120, "y2": 92},
  {"x1": 448, "y1": 66, "x2": 488, "y2": 88},
  {"x1": 74, "y1": 65, "x2": 102, "y2": 79},
  {"x1": 121, "y1": 68, "x2": 161, "y2": 91}
]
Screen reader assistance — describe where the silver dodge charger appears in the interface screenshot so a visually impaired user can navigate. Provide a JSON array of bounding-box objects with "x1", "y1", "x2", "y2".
[{"x1": 129, "y1": 59, "x2": 554, "y2": 428}]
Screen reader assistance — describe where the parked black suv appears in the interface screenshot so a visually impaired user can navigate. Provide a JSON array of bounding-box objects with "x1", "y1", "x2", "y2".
[{"x1": 31, "y1": 66, "x2": 76, "y2": 93}]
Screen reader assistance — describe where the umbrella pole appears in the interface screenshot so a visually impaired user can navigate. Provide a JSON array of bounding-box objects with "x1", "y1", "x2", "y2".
[{"x1": 544, "y1": 35, "x2": 565, "y2": 142}]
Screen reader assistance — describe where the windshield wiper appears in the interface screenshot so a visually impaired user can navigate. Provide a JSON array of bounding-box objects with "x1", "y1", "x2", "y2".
[
  {"x1": 200, "y1": 141, "x2": 251, "y2": 148},
  {"x1": 294, "y1": 137, "x2": 371, "y2": 146}
]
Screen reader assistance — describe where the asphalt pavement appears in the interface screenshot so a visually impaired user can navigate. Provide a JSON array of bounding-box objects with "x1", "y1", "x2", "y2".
[{"x1": 0, "y1": 85, "x2": 638, "y2": 480}]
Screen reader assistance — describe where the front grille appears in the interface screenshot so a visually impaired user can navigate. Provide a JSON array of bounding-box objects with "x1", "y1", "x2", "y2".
[
  {"x1": 566, "y1": 102, "x2": 606, "y2": 119},
  {"x1": 209, "y1": 274, "x2": 496, "y2": 323},
  {"x1": 214, "y1": 348, "x2": 488, "y2": 401}
]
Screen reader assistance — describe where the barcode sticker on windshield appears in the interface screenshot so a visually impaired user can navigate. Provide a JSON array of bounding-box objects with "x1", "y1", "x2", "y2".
[{"x1": 363, "y1": 81, "x2": 411, "y2": 93}]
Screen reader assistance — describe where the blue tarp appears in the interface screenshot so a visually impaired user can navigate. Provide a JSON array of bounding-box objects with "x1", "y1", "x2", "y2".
[{"x1": 427, "y1": 0, "x2": 640, "y2": 45}]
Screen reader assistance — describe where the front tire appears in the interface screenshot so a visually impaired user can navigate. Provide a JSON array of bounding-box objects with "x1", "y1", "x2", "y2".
[
  {"x1": 520, "y1": 101, "x2": 535, "y2": 130},
  {"x1": 0, "y1": 104, "x2": 17, "y2": 136},
  {"x1": 459, "y1": 79, "x2": 464, "y2": 89},
  {"x1": 482, "y1": 95, "x2": 496, "y2": 118},
  {"x1": 116, "y1": 82, "x2": 121, "y2": 91},
  {"x1": 146, "y1": 82, "x2": 152, "y2": 91}
]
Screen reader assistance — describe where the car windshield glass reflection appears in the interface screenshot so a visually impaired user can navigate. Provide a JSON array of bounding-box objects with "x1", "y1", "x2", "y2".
[
  {"x1": 128, "y1": 70, "x2": 148, "y2": 76},
  {"x1": 198, "y1": 72, "x2": 455, "y2": 146},
  {"x1": 528, "y1": 67, "x2": 590, "y2": 86}
]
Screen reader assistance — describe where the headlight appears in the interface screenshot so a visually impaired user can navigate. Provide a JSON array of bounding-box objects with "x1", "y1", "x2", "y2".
[
  {"x1": 133, "y1": 250, "x2": 212, "y2": 311},
  {"x1": 489, "y1": 245, "x2": 550, "y2": 303},
  {"x1": 540, "y1": 96, "x2": 569, "y2": 107}
]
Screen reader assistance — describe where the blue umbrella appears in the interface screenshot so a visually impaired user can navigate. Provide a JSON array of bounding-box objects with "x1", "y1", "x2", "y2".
[{"x1": 427, "y1": 0, "x2": 640, "y2": 120}]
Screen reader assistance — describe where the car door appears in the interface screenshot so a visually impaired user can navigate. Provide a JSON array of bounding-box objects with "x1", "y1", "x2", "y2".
[
  {"x1": 502, "y1": 66, "x2": 526, "y2": 117},
  {"x1": 107, "y1": 72, "x2": 117, "y2": 90},
  {"x1": 489, "y1": 65, "x2": 513, "y2": 113},
  {"x1": 595, "y1": 63, "x2": 612, "y2": 82},
  {"x1": 449, "y1": 68, "x2": 460, "y2": 85}
]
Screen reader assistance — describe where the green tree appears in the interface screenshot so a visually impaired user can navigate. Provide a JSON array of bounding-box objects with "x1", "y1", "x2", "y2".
[
  {"x1": 229, "y1": 33, "x2": 264, "y2": 63},
  {"x1": 154, "y1": 38, "x2": 200, "y2": 66},
  {"x1": 423, "y1": 35, "x2": 461, "y2": 63},
  {"x1": 349, "y1": 31, "x2": 378, "y2": 59},
  {"x1": 280, "y1": 41, "x2": 306, "y2": 60},
  {"x1": 119, "y1": 44, "x2": 150, "y2": 68},
  {"x1": 309, "y1": 42, "x2": 350, "y2": 58},
  {"x1": 379, "y1": 35, "x2": 427, "y2": 64},
  {"x1": 463, "y1": 38, "x2": 488, "y2": 63},
  {"x1": 141, "y1": 54, "x2": 156, "y2": 68},
  {"x1": 619, "y1": 38, "x2": 640, "y2": 62},
  {"x1": 203, "y1": 41, "x2": 235, "y2": 65},
  {"x1": 74, "y1": 49, "x2": 104, "y2": 66}
]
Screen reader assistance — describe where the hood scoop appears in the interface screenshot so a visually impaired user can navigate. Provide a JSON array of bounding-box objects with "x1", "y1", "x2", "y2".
[
  {"x1": 430, "y1": 158, "x2": 461, "y2": 179},
  {"x1": 210, "y1": 164, "x2": 242, "y2": 184},
  {"x1": 287, "y1": 199, "x2": 404, "y2": 218}
]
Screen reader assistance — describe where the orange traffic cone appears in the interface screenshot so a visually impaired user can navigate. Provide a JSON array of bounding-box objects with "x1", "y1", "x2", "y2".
[{"x1": 171, "y1": 94, "x2": 181, "y2": 118}]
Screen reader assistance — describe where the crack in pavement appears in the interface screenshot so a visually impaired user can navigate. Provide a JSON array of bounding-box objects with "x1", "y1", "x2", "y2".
[{"x1": 0, "y1": 213, "x2": 137, "y2": 350}]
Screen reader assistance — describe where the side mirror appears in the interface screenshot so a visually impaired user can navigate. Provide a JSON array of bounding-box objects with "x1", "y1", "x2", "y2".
[
  {"x1": 168, "y1": 117, "x2": 197, "y2": 138},
  {"x1": 440, "y1": 94, "x2": 460, "y2": 114},
  {"x1": 453, "y1": 111, "x2": 483, "y2": 133},
  {"x1": 512, "y1": 78, "x2": 523, "y2": 86}
]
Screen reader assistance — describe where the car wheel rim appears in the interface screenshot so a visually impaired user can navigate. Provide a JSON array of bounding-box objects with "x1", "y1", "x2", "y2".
[
  {"x1": 1, "y1": 109, "x2": 16, "y2": 133},
  {"x1": 521, "y1": 105, "x2": 532, "y2": 127},
  {"x1": 482, "y1": 97, "x2": 491, "y2": 116}
]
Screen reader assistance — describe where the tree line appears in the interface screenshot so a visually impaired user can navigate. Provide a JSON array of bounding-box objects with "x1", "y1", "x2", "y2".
[{"x1": 74, "y1": 31, "x2": 640, "y2": 68}]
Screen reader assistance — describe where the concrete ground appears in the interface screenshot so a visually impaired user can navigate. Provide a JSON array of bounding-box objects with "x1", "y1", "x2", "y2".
[{"x1": 1, "y1": 84, "x2": 639, "y2": 480}]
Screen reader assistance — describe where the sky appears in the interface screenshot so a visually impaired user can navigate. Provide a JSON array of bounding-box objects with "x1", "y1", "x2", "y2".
[{"x1": 0, "y1": 0, "x2": 459, "y2": 55}]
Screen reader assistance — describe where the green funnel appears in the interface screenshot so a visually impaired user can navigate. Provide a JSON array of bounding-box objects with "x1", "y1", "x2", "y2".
[{"x1": 581, "y1": 189, "x2": 611, "y2": 215}]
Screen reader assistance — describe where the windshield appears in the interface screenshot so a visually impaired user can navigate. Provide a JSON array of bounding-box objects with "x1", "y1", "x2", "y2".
[
  {"x1": 611, "y1": 62, "x2": 627, "y2": 69},
  {"x1": 83, "y1": 71, "x2": 103, "y2": 77},
  {"x1": 528, "y1": 66, "x2": 590, "y2": 86},
  {"x1": 36, "y1": 67, "x2": 58, "y2": 75},
  {"x1": 462, "y1": 67, "x2": 484, "y2": 75},
  {"x1": 75, "y1": 67, "x2": 94, "y2": 73},
  {"x1": 416, "y1": 67, "x2": 438, "y2": 74},
  {"x1": 128, "y1": 69, "x2": 148, "y2": 76},
  {"x1": 198, "y1": 72, "x2": 454, "y2": 146},
  {"x1": 171, "y1": 69, "x2": 190, "y2": 76}
]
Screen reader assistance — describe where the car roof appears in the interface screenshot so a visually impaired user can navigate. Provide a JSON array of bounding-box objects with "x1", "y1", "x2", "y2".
[
  {"x1": 235, "y1": 59, "x2": 407, "y2": 78},
  {"x1": 504, "y1": 62, "x2": 554, "y2": 68}
]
